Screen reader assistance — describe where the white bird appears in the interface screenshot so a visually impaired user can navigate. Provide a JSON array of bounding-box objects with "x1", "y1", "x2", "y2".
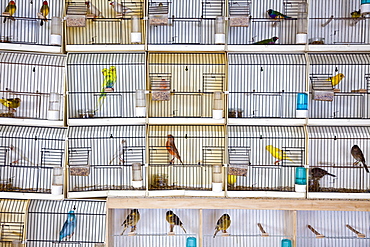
[
  {"x1": 85, "y1": 1, "x2": 103, "y2": 18},
  {"x1": 109, "y1": 140, "x2": 126, "y2": 165},
  {"x1": 110, "y1": 1, "x2": 132, "y2": 15}
]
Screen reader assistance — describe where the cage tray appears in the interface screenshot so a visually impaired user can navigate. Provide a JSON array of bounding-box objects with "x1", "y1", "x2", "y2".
[{"x1": 228, "y1": 185, "x2": 295, "y2": 192}]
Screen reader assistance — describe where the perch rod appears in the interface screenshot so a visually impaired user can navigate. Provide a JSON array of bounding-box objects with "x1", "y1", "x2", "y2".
[
  {"x1": 307, "y1": 225, "x2": 325, "y2": 238},
  {"x1": 346, "y1": 224, "x2": 365, "y2": 238},
  {"x1": 257, "y1": 223, "x2": 269, "y2": 237},
  {"x1": 321, "y1": 15, "x2": 334, "y2": 27}
]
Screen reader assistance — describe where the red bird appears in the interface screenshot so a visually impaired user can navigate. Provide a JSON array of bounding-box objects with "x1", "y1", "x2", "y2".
[{"x1": 166, "y1": 134, "x2": 184, "y2": 164}]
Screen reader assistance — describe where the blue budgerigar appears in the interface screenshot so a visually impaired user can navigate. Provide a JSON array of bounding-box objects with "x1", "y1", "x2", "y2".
[
  {"x1": 59, "y1": 210, "x2": 77, "y2": 241},
  {"x1": 267, "y1": 9, "x2": 290, "y2": 19}
]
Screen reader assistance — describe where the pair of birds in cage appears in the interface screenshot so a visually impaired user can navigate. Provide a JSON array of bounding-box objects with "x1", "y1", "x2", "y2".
[
  {"x1": 3, "y1": 1, "x2": 49, "y2": 26},
  {"x1": 121, "y1": 209, "x2": 231, "y2": 238}
]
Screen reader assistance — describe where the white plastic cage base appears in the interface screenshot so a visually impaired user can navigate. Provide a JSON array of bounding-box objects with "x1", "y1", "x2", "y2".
[
  {"x1": 135, "y1": 107, "x2": 146, "y2": 117},
  {"x1": 295, "y1": 184, "x2": 306, "y2": 193},
  {"x1": 132, "y1": 180, "x2": 143, "y2": 188},
  {"x1": 51, "y1": 35, "x2": 62, "y2": 46},
  {"x1": 47, "y1": 110, "x2": 60, "y2": 120},
  {"x1": 296, "y1": 109, "x2": 308, "y2": 118},
  {"x1": 296, "y1": 33, "x2": 307, "y2": 44},
  {"x1": 215, "y1": 34, "x2": 225, "y2": 44},
  {"x1": 361, "y1": 3, "x2": 370, "y2": 15},
  {"x1": 51, "y1": 185, "x2": 63, "y2": 195},
  {"x1": 131, "y1": 32, "x2": 142, "y2": 43},
  {"x1": 213, "y1": 109, "x2": 223, "y2": 120},
  {"x1": 212, "y1": 183, "x2": 223, "y2": 192}
]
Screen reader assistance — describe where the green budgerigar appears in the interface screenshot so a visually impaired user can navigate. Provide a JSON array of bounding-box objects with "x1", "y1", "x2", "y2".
[{"x1": 95, "y1": 66, "x2": 117, "y2": 111}]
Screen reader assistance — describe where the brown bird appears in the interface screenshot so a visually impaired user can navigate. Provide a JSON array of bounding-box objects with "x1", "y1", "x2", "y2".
[
  {"x1": 310, "y1": 167, "x2": 336, "y2": 180},
  {"x1": 351, "y1": 145, "x2": 369, "y2": 173},
  {"x1": 166, "y1": 134, "x2": 183, "y2": 164},
  {"x1": 166, "y1": 210, "x2": 186, "y2": 233}
]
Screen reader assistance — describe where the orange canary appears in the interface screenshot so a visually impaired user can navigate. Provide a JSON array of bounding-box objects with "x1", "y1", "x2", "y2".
[{"x1": 166, "y1": 134, "x2": 184, "y2": 164}]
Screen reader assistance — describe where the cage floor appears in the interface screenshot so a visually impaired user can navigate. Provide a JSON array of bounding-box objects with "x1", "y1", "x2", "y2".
[
  {"x1": 308, "y1": 185, "x2": 369, "y2": 193},
  {"x1": 0, "y1": 183, "x2": 50, "y2": 193},
  {"x1": 149, "y1": 185, "x2": 212, "y2": 191},
  {"x1": 71, "y1": 185, "x2": 145, "y2": 192},
  {"x1": 227, "y1": 185, "x2": 295, "y2": 192}
]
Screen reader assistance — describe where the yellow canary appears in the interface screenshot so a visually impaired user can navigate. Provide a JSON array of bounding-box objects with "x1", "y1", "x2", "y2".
[
  {"x1": 166, "y1": 210, "x2": 186, "y2": 233},
  {"x1": 0, "y1": 98, "x2": 21, "y2": 109},
  {"x1": 213, "y1": 214, "x2": 231, "y2": 238},
  {"x1": 351, "y1": 10, "x2": 361, "y2": 18},
  {"x1": 3, "y1": 1, "x2": 16, "y2": 23},
  {"x1": 265, "y1": 145, "x2": 294, "y2": 164},
  {"x1": 326, "y1": 73, "x2": 345, "y2": 87},
  {"x1": 40, "y1": 1, "x2": 49, "y2": 26},
  {"x1": 227, "y1": 175, "x2": 237, "y2": 185},
  {"x1": 121, "y1": 209, "x2": 140, "y2": 235}
]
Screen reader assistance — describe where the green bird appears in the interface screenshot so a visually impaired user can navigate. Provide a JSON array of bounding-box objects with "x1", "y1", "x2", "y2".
[
  {"x1": 351, "y1": 10, "x2": 361, "y2": 18},
  {"x1": 121, "y1": 209, "x2": 140, "y2": 235},
  {"x1": 3, "y1": 1, "x2": 16, "y2": 23},
  {"x1": 253, "y1": 37, "x2": 279, "y2": 45},
  {"x1": 213, "y1": 214, "x2": 231, "y2": 238},
  {"x1": 267, "y1": 9, "x2": 290, "y2": 19},
  {"x1": 95, "y1": 66, "x2": 117, "y2": 111}
]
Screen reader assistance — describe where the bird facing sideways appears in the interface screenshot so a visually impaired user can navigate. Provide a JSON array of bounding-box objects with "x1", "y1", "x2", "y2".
[
  {"x1": 267, "y1": 9, "x2": 290, "y2": 19},
  {"x1": 213, "y1": 214, "x2": 231, "y2": 238},
  {"x1": 253, "y1": 37, "x2": 278, "y2": 45},
  {"x1": 85, "y1": 1, "x2": 103, "y2": 18},
  {"x1": 266, "y1": 145, "x2": 294, "y2": 165},
  {"x1": 326, "y1": 73, "x2": 345, "y2": 87},
  {"x1": 310, "y1": 167, "x2": 336, "y2": 180},
  {"x1": 0, "y1": 98, "x2": 21, "y2": 111},
  {"x1": 351, "y1": 145, "x2": 369, "y2": 173},
  {"x1": 166, "y1": 134, "x2": 184, "y2": 164},
  {"x1": 3, "y1": 1, "x2": 16, "y2": 23},
  {"x1": 39, "y1": 1, "x2": 49, "y2": 26},
  {"x1": 166, "y1": 210, "x2": 186, "y2": 233},
  {"x1": 59, "y1": 210, "x2": 77, "y2": 242},
  {"x1": 121, "y1": 209, "x2": 140, "y2": 235},
  {"x1": 351, "y1": 10, "x2": 361, "y2": 18},
  {"x1": 110, "y1": 1, "x2": 132, "y2": 15}
]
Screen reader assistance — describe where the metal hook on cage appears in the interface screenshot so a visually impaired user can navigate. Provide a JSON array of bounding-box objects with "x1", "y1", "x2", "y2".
[{"x1": 110, "y1": 134, "x2": 114, "y2": 138}]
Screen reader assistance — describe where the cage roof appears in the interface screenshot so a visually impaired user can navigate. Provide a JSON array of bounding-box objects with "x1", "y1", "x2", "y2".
[
  {"x1": 0, "y1": 52, "x2": 66, "y2": 67},
  {"x1": 228, "y1": 53, "x2": 306, "y2": 65},
  {"x1": 0, "y1": 199, "x2": 29, "y2": 214},
  {"x1": 228, "y1": 126, "x2": 305, "y2": 138},
  {"x1": 0, "y1": 125, "x2": 66, "y2": 140},
  {"x1": 309, "y1": 53, "x2": 370, "y2": 65},
  {"x1": 308, "y1": 126, "x2": 370, "y2": 139},
  {"x1": 67, "y1": 53, "x2": 146, "y2": 65},
  {"x1": 149, "y1": 125, "x2": 224, "y2": 137},
  {"x1": 148, "y1": 53, "x2": 225, "y2": 65},
  {"x1": 28, "y1": 199, "x2": 105, "y2": 215},
  {"x1": 68, "y1": 125, "x2": 146, "y2": 139}
]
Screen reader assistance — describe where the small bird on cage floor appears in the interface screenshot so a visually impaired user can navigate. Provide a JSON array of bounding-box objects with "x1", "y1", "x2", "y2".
[
  {"x1": 310, "y1": 167, "x2": 336, "y2": 180},
  {"x1": 213, "y1": 214, "x2": 231, "y2": 238},
  {"x1": 59, "y1": 209, "x2": 77, "y2": 242},
  {"x1": 166, "y1": 134, "x2": 184, "y2": 165},
  {"x1": 0, "y1": 98, "x2": 21, "y2": 113},
  {"x1": 351, "y1": 145, "x2": 369, "y2": 173},
  {"x1": 121, "y1": 209, "x2": 140, "y2": 235},
  {"x1": 166, "y1": 210, "x2": 186, "y2": 234}
]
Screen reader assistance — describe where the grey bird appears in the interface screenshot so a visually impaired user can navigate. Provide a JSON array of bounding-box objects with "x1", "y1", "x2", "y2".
[
  {"x1": 351, "y1": 145, "x2": 369, "y2": 173},
  {"x1": 310, "y1": 167, "x2": 336, "y2": 180}
]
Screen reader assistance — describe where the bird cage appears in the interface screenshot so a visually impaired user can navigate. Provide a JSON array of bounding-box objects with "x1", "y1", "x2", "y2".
[
  {"x1": 203, "y1": 209, "x2": 294, "y2": 247},
  {"x1": 228, "y1": 53, "x2": 307, "y2": 120},
  {"x1": 67, "y1": 53, "x2": 146, "y2": 124},
  {"x1": 307, "y1": 126, "x2": 370, "y2": 199},
  {"x1": 147, "y1": 0, "x2": 226, "y2": 45},
  {"x1": 67, "y1": 125, "x2": 146, "y2": 198},
  {"x1": 308, "y1": 53, "x2": 370, "y2": 119},
  {"x1": 0, "y1": 0, "x2": 64, "y2": 50},
  {"x1": 109, "y1": 208, "x2": 198, "y2": 246},
  {"x1": 227, "y1": 126, "x2": 306, "y2": 198},
  {"x1": 308, "y1": 0, "x2": 368, "y2": 45},
  {"x1": 0, "y1": 125, "x2": 66, "y2": 199},
  {"x1": 228, "y1": 0, "x2": 301, "y2": 45},
  {"x1": 65, "y1": 0, "x2": 145, "y2": 47},
  {"x1": 148, "y1": 125, "x2": 225, "y2": 196},
  {"x1": 297, "y1": 210, "x2": 370, "y2": 246},
  {"x1": 26, "y1": 199, "x2": 106, "y2": 246},
  {"x1": 0, "y1": 199, "x2": 29, "y2": 247},
  {"x1": 148, "y1": 53, "x2": 226, "y2": 120},
  {"x1": 0, "y1": 52, "x2": 66, "y2": 122}
]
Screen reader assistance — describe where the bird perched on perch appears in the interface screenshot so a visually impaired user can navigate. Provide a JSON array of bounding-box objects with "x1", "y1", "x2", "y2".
[
  {"x1": 166, "y1": 210, "x2": 186, "y2": 233},
  {"x1": 121, "y1": 209, "x2": 140, "y2": 235},
  {"x1": 213, "y1": 214, "x2": 231, "y2": 238},
  {"x1": 253, "y1": 37, "x2": 278, "y2": 45},
  {"x1": 39, "y1": 1, "x2": 49, "y2": 26},
  {"x1": 166, "y1": 134, "x2": 184, "y2": 164},
  {"x1": 267, "y1": 9, "x2": 290, "y2": 19},
  {"x1": 310, "y1": 167, "x2": 336, "y2": 180},
  {"x1": 59, "y1": 210, "x2": 77, "y2": 242},
  {"x1": 326, "y1": 73, "x2": 345, "y2": 87},
  {"x1": 95, "y1": 66, "x2": 117, "y2": 111},
  {"x1": 351, "y1": 145, "x2": 369, "y2": 173},
  {"x1": 109, "y1": 139, "x2": 126, "y2": 165},
  {"x1": 85, "y1": 1, "x2": 103, "y2": 18},
  {"x1": 0, "y1": 98, "x2": 21, "y2": 112},
  {"x1": 110, "y1": 1, "x2": 132, "y2": 15},
  {"x1": 266, "y1": 145, "x2": 294, "y2": 165},
  {"x1": 351, "y1": 9, "x2": 361, "y2": 18},
  {"x1": 3, "y1": 1, "x2": 16, "y2": 23}
]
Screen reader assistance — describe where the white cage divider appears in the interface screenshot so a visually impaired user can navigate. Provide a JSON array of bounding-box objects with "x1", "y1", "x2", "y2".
[
  {"x1": 67, "y1": 125, "x2": 146, "y2": 197},
  {"x1": 307, "y1": 126, "x2": 370, "y2": 199},
  {"x1": 148, "y1": 53, "x2": 226, "y2": 119},
  {"x1": 0, "y1": 52, "x2": 66, "y2": 122},
  {"x1": 109, "y1": 208, "x2": 198, "y2": 246},
  {"x1": 0, "y1": 0, "x2": 64, "y2": 47},
  {"x1": 0, "y1": 199, "x2": 29, "y2": 247},
  {"x1": 67, "y1": 53, "x2": 146, "y2": 123},
  {"x1": 203, "y1": 209, "x2": 294, "y2": 247},
  {"x1": 148, "y1": 125, "x2": 225, "y2": 195},
  {"x1": 65, "y1": 0, "x2": 145, "y2": 46},
  {"x1": 228, "y1": 53, "x2": 307, "y2": 119},
  {"x1": 308, "y1": 0, "x2": 370, "y2": 45},
  {"x1": 308, "y1": 53, "x2": 370, "y2": 119},
  {"x1": 227, "y1": 126, "x2": 306, "y2": 198},
  {"x1": 26, "y1": 199, "x2": 106, "y2": 246},
  {"x1": 147, "y1": 0, "x2": 226, "y2": 45},
  {"x1": 0, "y1": 125, "x2": 66, "y2": 199},
  {"x1": 297, "y1": 210, "x2": 370, "y2": 247}
]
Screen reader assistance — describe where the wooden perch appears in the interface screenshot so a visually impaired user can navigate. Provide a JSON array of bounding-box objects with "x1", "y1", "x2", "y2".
[
  {"x1": 321, "y1": 15, "x2": 334, "y2": 27},
  {"x1": 307, "y1": 225, "x2": 325, "y2": 238},
  {"x1": 351, "y1": 89, "x2": 368, "y2": 93},
  {"x1": 257, "y1": 223, "x2": 269, "y2": 237},
  {"x1": 346, "y1": 224, "x2": 365, "y2": 238}
]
